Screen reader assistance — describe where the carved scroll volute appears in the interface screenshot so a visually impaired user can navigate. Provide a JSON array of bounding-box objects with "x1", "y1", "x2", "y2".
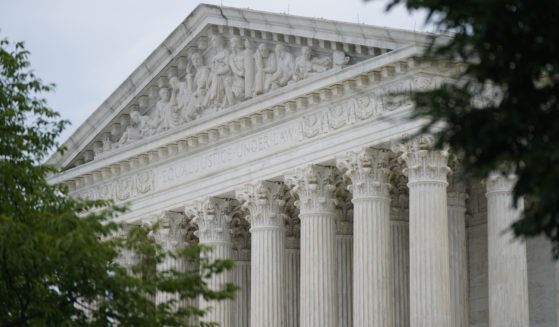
[
  {"x1": 392, "y1": 135, "x2": 451, "y2": 184},
  {"x1": 185, "y1": 197, "x2": 237, "y2": 243},
  {"x1": 336, "y1": 148, "x2": 392, "y2": 199},
  {"x1": 236, "y1": 181, "x2": 287, "y2": 228},
  {"x1": 389, "y1": 157, "x2": 409, "y2": 221},
  {"x1": 447, "y1": 156, "x2": 469, "y2": 208},
  {"x1": 230, "y1": 210, "x2": 251, "y2": 261},
  {"x1": 150, "y1": 211, "x2": 189, "y2": 251},
  {"x1": 333, "y1": 172, "x2": 353, "y2": 235},
  {"x1": 284, "y1": 165, "x2": 338, "y2": 214}
]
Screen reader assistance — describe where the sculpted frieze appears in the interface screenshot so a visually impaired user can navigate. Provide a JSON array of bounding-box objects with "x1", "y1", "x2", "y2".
[
  {"x1": 301, "y1": 93, "x2": 381, "y2": 139},
  {"x1": 71, "y1": 76, "x2": 435, "y2": 203},
  {"x1": 74, "y1": 170, "x2": 154, "y2": 202},
  {"x1": 155, "y1": 122, "x2": 303, "y2": 188},
  {"x1": 97, "y1": 32, "x2": 355, "y2": 157}
]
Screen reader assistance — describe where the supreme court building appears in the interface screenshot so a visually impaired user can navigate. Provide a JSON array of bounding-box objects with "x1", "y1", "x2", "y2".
[{"x1": 47, "y1": 4, "x2": 559, "y2": 327}]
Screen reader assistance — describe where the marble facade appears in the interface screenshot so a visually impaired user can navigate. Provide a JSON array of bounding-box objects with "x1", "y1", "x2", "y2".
[{"x1": 48, "y1": 5, "x2": 559, "y2": 327}]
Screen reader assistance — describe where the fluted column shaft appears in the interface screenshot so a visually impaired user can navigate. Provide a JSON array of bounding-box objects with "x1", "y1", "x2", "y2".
[
  {"x1": 285, "y1": 165, "x2": 338, "y2": 327},
  {"x1": 233, "y1": 256, "x2": 250, "y2": 327},
  {"x1": 155, "y1": 226, "x2": 188, "y2": 309},
  {"x1": 486, "y1": 173, "x2": 529, "y2": 327},
  {"x1": 336, "y1": 233, "x2": 353, "y2": 327},
  {"x1": 285, "y1": 236, "x2": 300, "y2": 327},
  {"x1": 237, "y1": 181, "x2": 286, "y2": 327},
  {"x1": 186, "y1": 198, "x2": 236, "y2": 327},
  {"x1": 448, "y1": 188, "x2": 469, "y2": 327},
  {"x1": 299, "y1": 212, "x2": 337, "y2": 326},
  {"x1": 204, "y1": 242, "x2": 233, "y2": 325},
  {"x1": 337, "y1": 148, "x2": 392, "y2": 327},
  {"x1": 391, "y1": 220, "x2": 410, "y2": 327},
  {"x1": 395, "y1": 136, "x2": 452, "y2": 327}
]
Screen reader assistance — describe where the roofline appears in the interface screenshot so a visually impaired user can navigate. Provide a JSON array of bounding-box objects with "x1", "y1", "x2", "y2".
[{"x1": 47, "y1": 3, "x2": 447, "y2": 168}]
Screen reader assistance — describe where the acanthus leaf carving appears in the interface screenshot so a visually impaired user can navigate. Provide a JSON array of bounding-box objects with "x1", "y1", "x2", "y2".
[
  {"x1": 447, "y1": 156, "x2": 468, "y2": 207},
  {"x1": 185, "y1": 197, "x2": 239, "y2": 243},
  {"x1": 336, "y1": 148, "x2": 392, "y2": 199},
  {"x1": 235, "y1": 181, "x2": 288, "y2": 228},
  {"x1": 392, "y1": 134, "x2": 451, "y2": 184},
  {"x1": 151, "y1": 211, "x2": 189, "y2": 251},
  {"x1": 333, "y1": 172, "x2": 353, "y2": 235},
  {"x1": 389, "y1": 156, "x2": 409, "y2": 221},
  {"x1": 284, "y1": 165, "x2": 338, "y2": 214},
  {"x1": 284, "y1": 193, "x2": 301, "y2": 250},
  {"x1": 230, "y1": 209, "x2": 251, "y2": 261}
]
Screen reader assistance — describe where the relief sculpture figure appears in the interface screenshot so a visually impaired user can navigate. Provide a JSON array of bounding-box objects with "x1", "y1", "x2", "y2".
[
  {"x1": 253, "y1": 43, "x2": 277, "y2": 96},
  {"x1": 243, "y1": 39, "x2": 255, "y2": 99},
  {"x1": 108, "y1": 35, "x2": 352, "y2": 149},
  {"x1": 205, "y1": 33, "x2": 235, "y2": 109},
  {"x1": 118, "y1": 110, "x2": 158, "y2": 145},
  {"x1": 169, "y1": 76, "x2": 189, "y2": 115},
  {"x1": 332, "y1": 50, "x2": 350, "y2": 70},
  {"x1": 292, "y1": 46, "x2": 332, "y2": 81},
  {"x1": 156, "y1": 87, "x2": 180, "y2": 132},
  {"x1": 269, "y1": 43, "x2": 294, "y2": 89},
  {"x1": 228, "y1": 36, "x2": 246, "y2": 102},
  {"x1": 183, "y1": 52, "x2": 210, "y2": 121}
]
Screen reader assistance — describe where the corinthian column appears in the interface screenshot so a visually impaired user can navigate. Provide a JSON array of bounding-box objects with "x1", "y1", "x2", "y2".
[
  {"x1": 485, "y1": 173, "x2": 529, "y2": 327},
  {"x1": 153, "y1": 212, "x2": 189, "y2": 311},
  {"x1": 285, "y1": 165, "x2": 338, "y2": 327},
  {"x1": 231, "y1": 216, "x2": 251, "y2": 327},
  {"x1": 337, "y1": 148, "x2": 393, "y2": 327},
  {"x1": 447, "y1": 163, "x2": 469, "y2": 327},
  {"x1": 185, "y1": 197, "x2": 236, "y2": 327},
  {"x1": 390, "y1": 160, "x2": 410, "y2": 327},
  {"x1": 334, "y1": 180, "x2": 353, "y2": 327},
  {"x1": 285, "y1": 201, "x2": 301, "y2": 327},
  {"x1": 236, "y1": 181, "x2": 287, "y2": 327},
  {"x1": 394, "y1": 135, "x2": 452, "y2": 327}
]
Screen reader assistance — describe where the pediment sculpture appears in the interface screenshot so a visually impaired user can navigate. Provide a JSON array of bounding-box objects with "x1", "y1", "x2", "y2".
[{"x1": 98, "y1": 31, "x2": 353, "y2": 156}]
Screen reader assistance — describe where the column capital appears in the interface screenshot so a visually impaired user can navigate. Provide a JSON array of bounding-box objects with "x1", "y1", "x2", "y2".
[
  {"x1": 284, "y1": 165, "x2": 338, "y2": 214},
  {"x1": 447, "y1": 159, "x2": 468, "y2": 207},
  {"x1": 185, "y1": 197, "x2": 238, "y2": 243},
  {"x1": 392, "y1": 135, "x2": 451, "y2": 184},
  {"x1": 152, "y1": 211, "x2": 189, "y2": 250},
  {"x1": 231, "y1": 215, "x2": 250, "y2": 261},
  {"x1": 336, "y1": 148, "x2": 391, "y2": 198},
  {"x1": 236, "y1": 181, "x2": 287, "y2": 228},
  {"x1": 485, "y1": 172, "x2": 517, "y2": 195}
]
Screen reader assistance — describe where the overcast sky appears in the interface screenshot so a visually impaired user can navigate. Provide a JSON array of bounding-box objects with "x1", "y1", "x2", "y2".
[{"x1": 0, "y1": 0, "x2": 428, "y2": 144}]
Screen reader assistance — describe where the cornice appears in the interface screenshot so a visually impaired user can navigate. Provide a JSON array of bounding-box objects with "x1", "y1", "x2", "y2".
[
  {"x1": 50, "y1": 44, "x2": 447, "y2": 187},
  {"x1": 47, "y1": 4, "x2": 449, "y2": 170}
]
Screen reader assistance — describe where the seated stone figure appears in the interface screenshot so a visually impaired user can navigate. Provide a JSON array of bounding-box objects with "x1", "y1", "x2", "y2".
[
  {"x1": 292, "y1": 46, "x2": 332, "y2": 82},
  {"x1": 269, "y1": 43, "x2": 295, "y2": 89},
  {"x1": 156, "y1": 87, "x2": 181, "y2": 132},
  {"x1": 253, "y1": 43, "x2": 277, "y2": 96},
  {"x1": 228, "y1": 36, "x2": 246, "y2": 101},
  {"x1": 205, "y1": 33, "x2": 234, "y2": 109},
  {"x1": 118, "y1": 110, "x2": 158, "y2": 145},
  {"x1": 183, "y1": 51, "x2": 210, "y2": 121},
  {"x1": 169, "y1": 76, "x2": 189, "y2": 114},
  {"x1": 332, "y1": 50, "x2": 350, "y2": 70}
]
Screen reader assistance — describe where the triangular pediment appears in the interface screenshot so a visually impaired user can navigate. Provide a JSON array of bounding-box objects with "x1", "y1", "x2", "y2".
[{"x1": 48, "y1": 4, "x2": 436, "y2": 170}]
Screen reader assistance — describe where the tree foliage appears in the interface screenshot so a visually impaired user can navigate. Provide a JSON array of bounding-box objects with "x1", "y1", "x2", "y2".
[
  {"x1": 0, "y1": 37, "x2": 236, "y2": 327},
  {"x1": 376, "y1": 0, "x2": 559, "y2": 255}
]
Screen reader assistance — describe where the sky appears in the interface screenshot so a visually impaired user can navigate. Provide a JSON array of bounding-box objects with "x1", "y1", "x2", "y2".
[{"x1": 0, "y1": 0, "x2": 429, "y2": 145}]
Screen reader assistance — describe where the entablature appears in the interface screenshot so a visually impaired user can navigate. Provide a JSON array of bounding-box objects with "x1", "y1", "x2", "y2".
[
  {"x1": 46, "y1": 4, "x2": 449, "y2": 172},
  {"x1": 49, "y1": 46, "x2": 460, "y2": 211}
]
